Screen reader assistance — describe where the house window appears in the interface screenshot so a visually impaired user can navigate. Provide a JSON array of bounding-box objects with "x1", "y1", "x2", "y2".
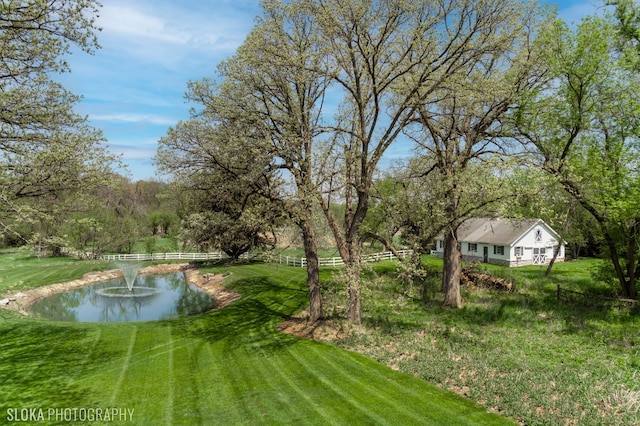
[
  {"x1": 494, "y1": 245, "x2": 504, "y2": 255},
  {"x1": 535, "y1": 229, "x2": 542, "y2": 242},
  {"x1": 468, "y1": 243, "x2": 477, "y2": 252},
  {"x1": 515, "y1": 246, "x2": 523, "y2": 257},
  {"x1": 438, "y1": 240, "x2": 444, "y2": 249}
]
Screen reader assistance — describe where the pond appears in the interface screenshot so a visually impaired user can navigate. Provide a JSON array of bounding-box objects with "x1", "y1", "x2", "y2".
[{"x1": 30, "y1": 272, "x2": 215, "y2": 322}]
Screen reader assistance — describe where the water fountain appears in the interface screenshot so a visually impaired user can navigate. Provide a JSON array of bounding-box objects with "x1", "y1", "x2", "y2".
[
  {"x1": 121, "y1": 263, "x2": 139, "y2": 291},
  {"x1": 31, "y1": 270, "x2": 215, "y2": 322},
  {"x1": 95, "y1": 263, "x2": 159, "y2": 298}
]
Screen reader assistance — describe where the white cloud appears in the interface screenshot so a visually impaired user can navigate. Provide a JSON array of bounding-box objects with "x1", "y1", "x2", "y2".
[
  {"x1": 88, "y1": 1, "x2": 256, "y2": 82},
  {"x1": 108, "y1": 141, "x2": 158, "y2": 160},
  {"x1": 59, "y1": 1, "x2": 262, "y2": 181},
  {"x1": 91, "y1": 113, "x2": 176, "y2": 126},
  {"x1": 98, "y1": 5, "x2": 182, "y2": 43},
  {"x1": 97, "y1": 2, "x2": 253, "y2": 50}
]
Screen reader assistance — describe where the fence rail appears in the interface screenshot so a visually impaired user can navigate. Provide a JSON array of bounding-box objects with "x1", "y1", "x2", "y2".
[
  {"x1": 100, "y1": 252, "x2": 229, "y2": 262},
  {"x1": 260, "y1": 250, "x2": 413, "y2": 268},
  {"x1": 99, "y1": 249, "x2": 413, "y2": 268}
]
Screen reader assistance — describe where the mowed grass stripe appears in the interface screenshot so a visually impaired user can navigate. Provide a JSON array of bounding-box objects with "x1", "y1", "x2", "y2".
[
  {"x1": 284, "y1": 344, "x2": 387, "y2": 424},
  {"x1": 170, "y1": 339, "x2": 207, "y2": 423},
  {"x1": 239, "y1": 331, "x2": 308, "y2": 423},
  {"x1": 64, "y1": 327, "x2": 105, "y2": 392},
  {"x1": 213, "y1": 341, "x2": 258, "y2": 421},
  {"x1": 296, "y1": 343, "x2": 423, "y2": 424},
  {"x1": 110, "y1": 326, "x2": 137, "y2": 405},
  {"x1": 304, "y1": 343, "x2": 431, "y2": 424},
  {"x1": 230, "y1": 350, "x2": 278, "y2": 422},
  {"x1": 0, "y1": 323, "x2": 79, "y2": 407},
  {"x1": 192, "y1": 340, "x2": 246, "y2": 425},
  {"x1": 164, "y1": 324, "x2": 174, "y2": 426},
  {"x1": 336, "y1": 344, "x2": 513, "y2": 425},
  {"x1": 306, "y1": 344, "x2": 500, "y2": 425},
  {"x1": 265, "y1": 344, "x2": 352, "y2": 424},
  {"x1": 109, "y1": 325, "x2": 176, "y2": 422},
  {"x1": 12, "y1": 339, "x2": 56, "y2": 385}
]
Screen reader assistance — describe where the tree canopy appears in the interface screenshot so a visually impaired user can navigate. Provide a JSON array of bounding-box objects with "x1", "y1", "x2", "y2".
[
  {"x1": 0, "y1": 0, "x2": 119, "y2": 249},
  {"x1": 515, "y1": 15, "x2": 640, "y2": 298}
]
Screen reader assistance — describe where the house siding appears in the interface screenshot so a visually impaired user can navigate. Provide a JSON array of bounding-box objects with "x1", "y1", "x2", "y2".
[{"x1": 433, "y1": 219, "x2": 565, "y2": 268}]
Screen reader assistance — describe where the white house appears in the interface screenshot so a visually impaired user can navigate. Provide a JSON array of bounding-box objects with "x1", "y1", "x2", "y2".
[{"x1": 434, "y1": 218, "x2": 565, "y2": 267}]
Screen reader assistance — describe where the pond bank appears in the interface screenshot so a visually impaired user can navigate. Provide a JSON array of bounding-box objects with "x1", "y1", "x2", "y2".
[{"x1": 0, "y1": 263, "x2": 240, "y2": 317}]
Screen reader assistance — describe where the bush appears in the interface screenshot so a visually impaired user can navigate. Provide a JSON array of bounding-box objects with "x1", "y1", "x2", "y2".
[{"x1": 591, "y1": 260, "x2": 620, "y2": 295}]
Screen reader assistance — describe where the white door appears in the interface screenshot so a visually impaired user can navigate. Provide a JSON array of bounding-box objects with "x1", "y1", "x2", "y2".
[{"x1": 533, "y1": 247, "x2": 546, "y2": 264}]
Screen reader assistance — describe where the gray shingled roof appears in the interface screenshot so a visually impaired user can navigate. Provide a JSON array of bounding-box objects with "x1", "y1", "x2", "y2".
[{"x1": 457, "y1": 218, "x2": 541, "y2": 245}]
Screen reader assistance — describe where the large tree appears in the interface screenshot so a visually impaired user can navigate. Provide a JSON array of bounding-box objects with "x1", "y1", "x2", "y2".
[
  {"x1": 309, "y1": 0, "x2": 508, "y2": 320},
  {"x1": 308, "y1": 0, "x2": 437, "y2": 323},
  {"x1": 396, "y1": 0, "x2": 549, "y2": 307},
  {"x1": 515, "y1": 16, "x2": 640, "y2": 299},
  {"x1": 0, "y1": 0, "x2": 118, "y2": 247},
  {"x1": 157, "y1": 115, "x2": 283, "y2": 260},
  {"x1": 158, "y1": 0, "x2": 331, "y2": 322}
]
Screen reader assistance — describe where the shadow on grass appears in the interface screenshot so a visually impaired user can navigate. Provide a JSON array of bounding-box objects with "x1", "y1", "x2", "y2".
[
  {"x1": 423, "y1": 285, "x2": 640, "y2": 348},
  {"x1": 0, "y1": 323, "x2": 117, "y2": 410},
  {"x1": 170, "y1": 275, "x2": 309, "y2": 355}
]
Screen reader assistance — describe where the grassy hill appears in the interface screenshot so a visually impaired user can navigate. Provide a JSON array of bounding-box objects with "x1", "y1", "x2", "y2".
[{"x1": 0, "y1": 253, "x2": 509, "y2": 425}]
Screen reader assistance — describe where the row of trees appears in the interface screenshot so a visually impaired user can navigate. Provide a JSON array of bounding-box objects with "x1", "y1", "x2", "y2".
[
  {"x1": 0, "y1": 1, "x2": 183, "y2": 256},
  {"x1": 2, "y1": 1, "x2": 638, "y2": 324},
  {"x1": 157, "y1": 0, "x2": 640, "y2": 323}
]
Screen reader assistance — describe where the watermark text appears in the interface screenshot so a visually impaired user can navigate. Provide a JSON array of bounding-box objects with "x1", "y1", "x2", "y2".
[{"x1": 6, "y1": 407, "x2": 134, "y2": 423}]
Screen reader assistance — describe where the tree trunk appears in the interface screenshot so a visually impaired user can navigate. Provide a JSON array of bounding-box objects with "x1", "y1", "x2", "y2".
[
  {"x1": 345, "y1": 253, "x2": 362, "y2": 323},
  {"x1": 301, "y1": 221, "x2": 323, "y2": 323},
  {"x1": 625, "y1": 220, "x2": 638, "y2": 299},
  {"x1": 547, "y1": 213, "x2": 572, "y2": 277},
  {"x1": 604, "y1": 233, "x2": 635, "y2": 298},
  {"x1": 319, "y1": 195, "x2": 365, "y2": 323},
  {"x1": 545, "y1": 246, "x2": 560, "y2": 277},
  {"x1": 442, "y1": 229, "x2": 462, "y2": 308}
]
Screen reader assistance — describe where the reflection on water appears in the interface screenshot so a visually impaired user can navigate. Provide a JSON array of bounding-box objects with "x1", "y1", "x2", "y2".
[{"x1": 30, "y1": 272, "x2": 215, "y2": 322}]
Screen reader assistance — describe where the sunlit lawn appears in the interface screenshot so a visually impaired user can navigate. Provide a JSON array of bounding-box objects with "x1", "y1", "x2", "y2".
[
  {"x1": 0, "y1": 250, "x2": 109, "y2": 293},
  {"x1": 328, "y1": 257, "x2": 640, "y2": 426},
  {"x1": 0, "y1": 253, "x2": 509, "y2": 425}
]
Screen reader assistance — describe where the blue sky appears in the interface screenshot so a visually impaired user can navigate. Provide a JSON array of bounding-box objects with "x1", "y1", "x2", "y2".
[{"x1": 59, "y1": 0, "x2": 604, "y2": 181}]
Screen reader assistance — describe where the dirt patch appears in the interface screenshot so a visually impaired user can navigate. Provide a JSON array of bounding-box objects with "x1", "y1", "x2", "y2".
[
  {"x1": 0, "y1": 263, "x2": 241, "y2": 317},
  {"x1": 183, "y1": 269, "x2": 241, "y2": 310},
  {"x1": 277, "y1": 310, "x2": 347, "y2": 342}
]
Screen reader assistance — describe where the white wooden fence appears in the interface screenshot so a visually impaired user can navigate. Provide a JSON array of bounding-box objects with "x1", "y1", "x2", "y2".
[
  {"x1": 100, "y1": 250, "x2": 413, "y2": 267},
  {"x1": 101, "y1": 252, "x2": 230, "y2": 262}
]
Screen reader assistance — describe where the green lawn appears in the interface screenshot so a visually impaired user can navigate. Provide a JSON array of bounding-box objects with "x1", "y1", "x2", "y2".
[
  {"x1": 0, "y1": 254, "x2": 509, "y2": 425},
  {"x1": 0, "y1": 250, "x2": 109, "y2": 293},
  {"x1": 328, "y1": 258, "x2": 640, "y2": 426}
]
